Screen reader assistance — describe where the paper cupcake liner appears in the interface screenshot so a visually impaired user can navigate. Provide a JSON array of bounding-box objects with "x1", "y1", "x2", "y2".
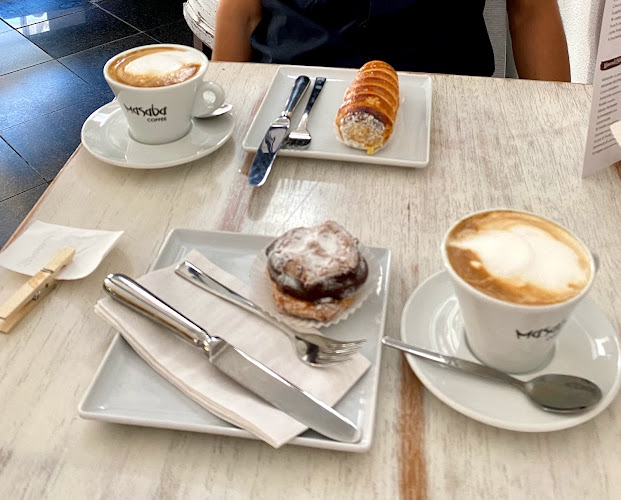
[{"x1": 248, "y1": 243, "x2": 380, "y2": 330}]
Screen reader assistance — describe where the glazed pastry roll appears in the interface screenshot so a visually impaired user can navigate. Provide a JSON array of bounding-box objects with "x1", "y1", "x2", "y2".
[{"x1": 334, "y1": 60, "x2": 400, "y2": 154}]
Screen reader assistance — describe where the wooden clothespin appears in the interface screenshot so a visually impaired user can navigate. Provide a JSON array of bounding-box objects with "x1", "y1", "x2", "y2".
[{"x1": 0, "y1": 247, "x2": 75, "y2": 333}]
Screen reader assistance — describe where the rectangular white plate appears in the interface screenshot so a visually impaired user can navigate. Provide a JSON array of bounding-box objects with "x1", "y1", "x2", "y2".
[
  {"x1": 242, "y1": 65, "x2": 432, "y2": 168},
  {"x1": 79, "y1": 229, "x2": 391, "y2": 452}
]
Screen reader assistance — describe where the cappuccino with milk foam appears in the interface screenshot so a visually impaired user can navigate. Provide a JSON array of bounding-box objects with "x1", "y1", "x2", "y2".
[
  {"x1": 103, "y1": 44, "x2": 225, "y2": 144},
  {"x1": 445, "y1": 210, "x2": 592, "y2": 306},
  {"x1": 107, "y1": 46, "x2": 204, "y2": 88}
]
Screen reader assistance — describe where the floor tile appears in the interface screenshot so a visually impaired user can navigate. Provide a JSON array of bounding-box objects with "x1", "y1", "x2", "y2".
[
  {"x1": 0, "y1": 0, "x2": 91, "y2": 29},
  {"x1": 0, "y1": 20, "x2": 12, "y2": 33},
  {"x1": 18, "y1": 5, "x2": 138, "y2": 58},
  {"x1": 1, "y1": 92, "x2": 113, "y2": 181},
  {"x1": 0, "y1": 184, "x2": 48, "y2": 248},
  {"x1": 0, "y1": 139, "x2": 46, "y2": 201},
  {"x1": 59, "y1": 32, "x2": 157, "y2": 92},
  {"x1": 145, "y1": 19, "x2": 195, "y2": 47},
  {"x1": 0, "y1": 30, "x2": 52, "y2": 75},
  {"x1": 96, "y1": 0, "x2": 186, "y2": 31},
  {"x1": 0, "y1": 60, "x2": 97, "y2": 130}
]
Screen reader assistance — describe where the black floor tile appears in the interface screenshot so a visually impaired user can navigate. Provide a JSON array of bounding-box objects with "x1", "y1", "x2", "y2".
[
  {"x1": 0, "y1": 20, "x2": 12, "y2": 33},
  {"x1": 0, "y1": 60, "x2": 98, "y2": 130},
  {"x1": 18, "y1": 5, "x2": 138, "y2": 59},
  {"x1": 59, "y1": 32, "x2": 158, "y2": 92},
  {"x1": 0, "y1": 29, "x2": 52, "y2": 75},
  {"x1": 0, "y1": 138, "x2": 46, "y2": 201},
  {"x1": 1, "y1": 92, "x2": 113, "y2": 182},
  {"x1": 0, "y1": 0, "x2": 194, "y2": 244},
  {"x1": 145, "y1": 19, "x2": 195, "y2": 47},
  {"x1": 99, "y1": 88, "x2": 115, "y2": 102},
  {"x1": 0, "y1": 0, "x2": 92, "y2": 29},
  {"x1": 0, "y1": 184, "x2": 48, "y2": 248},
  {"x1": 96, "y1": 0, "x2": 185, "y2": 31}
]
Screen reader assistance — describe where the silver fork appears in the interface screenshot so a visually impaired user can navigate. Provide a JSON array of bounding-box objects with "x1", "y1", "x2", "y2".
[
  {"x1": 174, "y1": 260, "x2": 365, "y2": 367},
  {"x1": 285, "y1": 77, "x2": 327, "y2": 148}
]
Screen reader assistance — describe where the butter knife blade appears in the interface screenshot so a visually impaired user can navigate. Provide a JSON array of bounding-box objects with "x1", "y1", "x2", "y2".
[
  {"x1": 103, "y1": 273, "x2": 361, "y2": 443},
  {"x1": 248, "y1": 75, "x2": 310, "y2": 186}
]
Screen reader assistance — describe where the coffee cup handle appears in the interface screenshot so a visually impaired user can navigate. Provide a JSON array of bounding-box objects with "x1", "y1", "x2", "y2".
[
  {"x1": 193, "y1": 81, "x2": 226, "y2": 118},
  {"x1": 591, "y1": 251, "x2": 600, "y2": 273}
]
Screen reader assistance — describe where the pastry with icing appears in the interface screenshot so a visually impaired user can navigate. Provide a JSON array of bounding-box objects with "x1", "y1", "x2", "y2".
[{"x1": 265, "y1": 221, "x2": 368, "y2": 322}]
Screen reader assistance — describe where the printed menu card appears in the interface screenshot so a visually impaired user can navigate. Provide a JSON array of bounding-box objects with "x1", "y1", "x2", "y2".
[{"x1": 583, "y1": 0, "x2": 621, "y2": 176}]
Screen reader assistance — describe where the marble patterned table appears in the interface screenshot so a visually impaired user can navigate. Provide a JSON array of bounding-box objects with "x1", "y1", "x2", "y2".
[{"x1": 1, "y1": 62, "x2": 620, "y2": 499}]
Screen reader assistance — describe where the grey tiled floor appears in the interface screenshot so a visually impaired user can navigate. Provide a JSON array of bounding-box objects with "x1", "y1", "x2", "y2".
[{"x1": 0, "y1": 0, "x2": 196, "y2": 247}]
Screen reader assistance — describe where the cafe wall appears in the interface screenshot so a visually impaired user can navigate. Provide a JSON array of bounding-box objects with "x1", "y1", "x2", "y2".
[{"x1": 558, "y1": 0, "x2": 605, "y2": 84}]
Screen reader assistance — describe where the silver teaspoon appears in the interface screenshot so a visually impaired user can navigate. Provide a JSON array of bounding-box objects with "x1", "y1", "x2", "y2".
[
  {"x1": 382, "y1": 337, "x2": 602, "y2": 413},
  {"x1": 194, "y1": 102, "x2": 233, "y2": 119}
]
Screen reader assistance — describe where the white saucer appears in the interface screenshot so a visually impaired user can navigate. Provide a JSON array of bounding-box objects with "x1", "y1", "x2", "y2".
[
  {"x1": 400, "y1": 270, "x2": 621, "y2": 432},
  {"x1": 81, "y1": 101, "x2": 234, "y2": 169}
]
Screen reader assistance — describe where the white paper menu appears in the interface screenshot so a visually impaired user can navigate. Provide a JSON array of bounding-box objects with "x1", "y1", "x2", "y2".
[{"x1": 583, "y1": 0, "x2": 621, "y2": 176}]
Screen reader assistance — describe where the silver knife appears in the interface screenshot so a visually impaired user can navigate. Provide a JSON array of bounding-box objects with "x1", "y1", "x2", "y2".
[
  {"x1": 248, "y1": 75, "x2": 311, "y2": 186},
  {"x1": 102, "y1": 273, "x2": 361, "y2": 443}
]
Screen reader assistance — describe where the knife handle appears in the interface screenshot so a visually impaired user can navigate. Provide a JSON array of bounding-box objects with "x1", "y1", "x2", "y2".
[
  {"x1": 303, "y1": 77, "x2": 326, "y2": 114},
  {"x1": 103, "y1": 273, "x2": 212, "y2": 352},
  {"x1": 282, "y1": 75, "x2": 311, "y2": 118}
]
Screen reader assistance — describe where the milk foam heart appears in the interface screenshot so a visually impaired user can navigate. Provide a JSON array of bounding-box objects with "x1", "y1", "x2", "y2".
[{"x1": 445, "y1": 210, "x2": 592, "y2": 305}]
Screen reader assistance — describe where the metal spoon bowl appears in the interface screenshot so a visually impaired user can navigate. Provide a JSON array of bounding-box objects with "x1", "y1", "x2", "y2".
[{"x1": 382, "y1": 337, "x2": 602, "y2": 413}]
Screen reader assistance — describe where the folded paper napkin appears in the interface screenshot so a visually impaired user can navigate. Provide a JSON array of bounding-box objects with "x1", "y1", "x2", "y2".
[
  {"x1": 0, "y1": 220, "x2": 123, "y2": 279},
  {"x1": 94, "y1": 249, "x2": 371, "y2": 448}
]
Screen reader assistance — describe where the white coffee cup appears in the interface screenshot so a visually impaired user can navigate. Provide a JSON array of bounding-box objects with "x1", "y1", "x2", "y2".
[
  {"x1": 441, "y1": 209, "x2": 596, "y2": 374},
  {"x1": 103, "y1": 44, "x2": 225, "y2": 145}
]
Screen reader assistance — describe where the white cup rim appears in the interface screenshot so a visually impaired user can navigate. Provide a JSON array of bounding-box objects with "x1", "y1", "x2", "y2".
[
  {"x1": 440, "y1": 208, "x2": 597, "y2": 311},
  {"x1": 103, "y1": 43, "x2": 208, "y2": 91}
]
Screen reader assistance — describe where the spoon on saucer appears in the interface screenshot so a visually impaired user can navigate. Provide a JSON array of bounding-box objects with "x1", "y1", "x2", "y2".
[
  {"x1": 382, "y1": 337, "x2": 603, "y2": 413},
  {"x1": 194, "y1": 102, "x2": 233, "y2": 119}
]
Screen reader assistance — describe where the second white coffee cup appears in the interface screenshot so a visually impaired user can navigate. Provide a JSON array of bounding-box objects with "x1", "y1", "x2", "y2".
[
  {"x1": 103, "y1": 44, "x2": 225, "y2": 145},
  {"x1": 441, "y1": 209, "x2": 596, "y2": 374}
]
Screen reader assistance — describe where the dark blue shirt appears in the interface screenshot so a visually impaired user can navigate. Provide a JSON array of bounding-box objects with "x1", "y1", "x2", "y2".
[{"x1": 250, "y1": 0, "x2": 495, "y2": 76}]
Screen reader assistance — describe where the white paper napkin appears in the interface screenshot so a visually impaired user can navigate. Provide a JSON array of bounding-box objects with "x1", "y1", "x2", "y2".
[
  {"x1": 94, "y1": 249, "x2": 371, "y2": 448},
  {"x1": 0, "y1": 220, "x2": 123, "y2": 279}
]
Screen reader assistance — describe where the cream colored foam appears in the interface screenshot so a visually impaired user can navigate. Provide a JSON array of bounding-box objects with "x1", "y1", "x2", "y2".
[
  {"x1": 108, "y1": 47, "x2": 204, "y2": 87},
  {"x1": 446, "y1": 210, "x2": 593, "y2": 306},
  {"x1": 124, "y1": 51, "x2": 202, "y2": 79},
  {"x1": 451, "y1": 224, "x2": 589, "y2": 293}
]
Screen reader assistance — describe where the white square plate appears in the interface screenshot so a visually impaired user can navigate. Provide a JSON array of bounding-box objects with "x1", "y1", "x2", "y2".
[
  {"x1": 242, "y1": 65, "x2": 432, "y2": 168},
  {"x1": 79, "y1": 229, "x2": 391, "y2": 452}
]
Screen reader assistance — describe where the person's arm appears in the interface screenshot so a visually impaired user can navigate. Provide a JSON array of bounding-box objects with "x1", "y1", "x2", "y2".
[
  {"x1": 212, "y1": 0, "x2": 263, "y2": 61},
  {"x1": 507, "y1": 0, "x2": 571, "y2": 82}
]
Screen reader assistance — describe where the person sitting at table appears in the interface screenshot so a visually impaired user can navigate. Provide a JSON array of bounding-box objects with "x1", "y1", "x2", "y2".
[{"x1": 211, "y1": 0, "x2": 570, "y2": 82}]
